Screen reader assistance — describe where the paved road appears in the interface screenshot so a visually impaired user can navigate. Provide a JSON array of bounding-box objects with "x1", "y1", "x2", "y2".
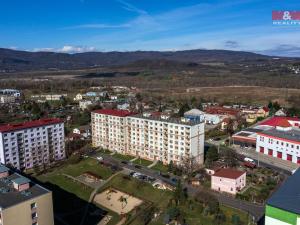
[
  {"x1": 233, "y1": 145, "x2": 298, "y2": 174},
  {"x1": 90, "y1": 151, "x2": 265, "y2": 222},
  {"x1": 206, "y1": 140, "x2": 296, "y2": 175}
]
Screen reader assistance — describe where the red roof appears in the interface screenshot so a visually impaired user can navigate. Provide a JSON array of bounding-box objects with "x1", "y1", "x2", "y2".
[
  {"x1": 260, "y1": 116, "x2": 299, "y2": 127},
  {"x1": 213, "y1": 168, "x2": 245, "y2": 179},
  {"x1": 263, "y1": 107, "x2": 270, "y2": 112},
  {"x1": 93, "y1": 109, "x2": 136, "y2": 117},
  {"x1": 0, "y1": 118, "x2": 63, "y2": 133},
  {"x1": 205, "y1": 106, "x2": 239, "y2": 116}
]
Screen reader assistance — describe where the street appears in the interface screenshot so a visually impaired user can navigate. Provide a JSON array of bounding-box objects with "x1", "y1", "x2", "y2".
[{"x1": 89, "y1": 151, "x2": 265, "y2": 222}]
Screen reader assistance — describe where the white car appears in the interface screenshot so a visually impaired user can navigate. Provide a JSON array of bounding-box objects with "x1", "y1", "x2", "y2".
[
  {"x1": 96, "y1": 156, "x2": 103, "y2": 161},
  {"x1": 244, "y1": 157, "x2": 254, "y2": 163}
]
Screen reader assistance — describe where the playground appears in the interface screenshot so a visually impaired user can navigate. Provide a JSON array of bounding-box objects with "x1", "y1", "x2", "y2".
[{"x1": 94, "y1": 188, "x2": 143, "y2": 214}]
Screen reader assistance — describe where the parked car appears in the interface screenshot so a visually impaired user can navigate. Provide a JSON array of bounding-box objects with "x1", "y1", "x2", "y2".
[
  {"x1": 243, "y1": 161, "x2": 256, "y2": 169},
  {"x1": 96, "y1": 156, "x2": 103, "y2": 161},
  {"x1": 134, "y1": 165, "x2": 142, "y2": 169},
  {"x1": 121, "y1": 160, "x2": 128, "y2": 164},
  {"x1": 244, "y1": 157, "x2": 255, "y2": 163}
]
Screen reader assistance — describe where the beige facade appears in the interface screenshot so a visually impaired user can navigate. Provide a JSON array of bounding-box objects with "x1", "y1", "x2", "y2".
[
  {"x1": 92, "y1": 110, "x2": 205, "y2": 165},
  {"x1": 0, "y1": 192, "x2": 54, "y2": 225}
]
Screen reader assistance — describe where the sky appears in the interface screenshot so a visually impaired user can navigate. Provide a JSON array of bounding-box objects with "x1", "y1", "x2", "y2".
[{"x1": 1, "y1": 0, "x2": 300, "y2": 56}]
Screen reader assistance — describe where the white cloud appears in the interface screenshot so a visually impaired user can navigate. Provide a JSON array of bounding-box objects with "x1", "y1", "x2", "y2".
[
  {"x1": 59, "y1": 45, "x2": 97, "y2": 53},
  {"x1": 116, "y1": 0, "x2": 147, "y2": 15},
  {"x1": 33, "y1": 45, "x2": 97, "y2": 53}
]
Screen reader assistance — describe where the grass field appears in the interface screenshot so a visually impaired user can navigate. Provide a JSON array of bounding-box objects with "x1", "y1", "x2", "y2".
[
  {"x1": 112, "y1": 153, "x2": 136, "y2": 161},
  {"x1": 151, "y1": 161, "x2": 169, "y2": 173},
  {"x1": 133, "y1": 158, "x2": 153, "y2": 167},
  {"x1": 37, "y1": 158, "x2": 113, "y2": 201}
]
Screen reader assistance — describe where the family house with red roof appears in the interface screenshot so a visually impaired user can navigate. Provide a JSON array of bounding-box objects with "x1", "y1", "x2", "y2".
[
  {"x1": 211, "y1": 168, "x2": 246, "y2": 195},
  {"x1": 0, "y1": 118, "x2": 65, "y2": 170}
]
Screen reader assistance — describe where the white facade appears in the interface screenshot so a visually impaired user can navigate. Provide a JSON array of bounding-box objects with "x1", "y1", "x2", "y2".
[
  {"x1": 204, "y1": 113, "x2": 222, "y2": 125},
  {"x1": 79, "y1": 100, "x2": 93, "y2": 110},
  {"x1": 256, "y1": 128, "x2": 300, "y2": 164},
  {"x1": 0, "y1": 119, "x2": 65, "y2": 170},
  {"x1": 0, "y1": 95, "x2": 16, "y2": 104},
  {"x1": 92, "y1": 110, "x2": 205, "y2": 165}
]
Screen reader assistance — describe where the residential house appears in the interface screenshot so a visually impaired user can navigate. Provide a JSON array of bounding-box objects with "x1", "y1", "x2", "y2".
[{"x1": 211, "y1": 168, "x2": 246, "y2": 195}]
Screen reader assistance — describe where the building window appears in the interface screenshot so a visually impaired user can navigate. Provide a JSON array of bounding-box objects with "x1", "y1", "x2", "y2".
[{"x1": 31, "y1": 202, "x2": 37, "y2": 209}]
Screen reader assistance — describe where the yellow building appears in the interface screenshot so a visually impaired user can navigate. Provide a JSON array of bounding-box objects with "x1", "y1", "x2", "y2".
[{"x1": 0, "y1": 165, "x2": 54, "y2": 225}]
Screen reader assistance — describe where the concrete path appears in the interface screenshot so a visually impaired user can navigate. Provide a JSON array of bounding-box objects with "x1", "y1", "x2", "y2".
[
  {"x1": 80, "y1": 170, "x2": 124, "y2": 225},
  {"x1": 130, "y1": 157, "x2": 138, "y2": 162},
  {"x1": 147, "y1": 160, "x2": 158, "y2": 168}
]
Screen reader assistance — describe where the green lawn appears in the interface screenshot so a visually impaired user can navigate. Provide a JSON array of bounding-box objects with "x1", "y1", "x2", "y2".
[
  {"x1": 151, "y1": 161, "x2": 169, "y2": 173},
  {"x1": 58, "y1": 158, "x2": 113, "y2": 179},
  {"x1": 36, "y1": 158, "x2": 113, "y2": 201},
  {"x1": 38, "y1": 173, "x2": 93, "y2": 201},
  {"x1": 112, "y1": 153, "x2": 136, "y2": 161},
  {"x1": 133, "y1": 158, "x2": 153, "y2": 167}
]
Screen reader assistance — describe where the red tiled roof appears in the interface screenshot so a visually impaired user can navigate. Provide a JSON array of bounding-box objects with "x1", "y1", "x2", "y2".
[
  {"x1": 205, "y1": 106, "x2": 239, "y2": 116},
  {"x1": 260, "y1": 117, "x2": 299, "y2": 127},
  {"x1": 213, "y1": 168, "x2": 245, "y2": 179},
  {"x1": 0, "y1": 118, "x2": 63, "y2": 133},
  {"x1": 92, "y1": 109, "x2": 136, "y2": 117},
  {"x1": 263, "y1": 107, "x2": 270, "y2": 112}
]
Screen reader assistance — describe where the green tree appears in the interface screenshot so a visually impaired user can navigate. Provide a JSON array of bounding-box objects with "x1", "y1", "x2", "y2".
[
  {"x1": 173, "y1": 180, "x2": 186, "y2": 205},
  {"x1": 178, "y1": 103, "x2": 191, "y2": 117},
  {"x1": 205, "y1": 146, "x2": 219, "y2": 167}
]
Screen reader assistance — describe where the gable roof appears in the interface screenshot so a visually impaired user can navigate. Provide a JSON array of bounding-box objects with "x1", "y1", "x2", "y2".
[
  {"x1": 260, "y1": 117, "x2": 299, "y2": 127},
  {"x1": 213, "y1": 168, "x2": 245, "y2": 179}
]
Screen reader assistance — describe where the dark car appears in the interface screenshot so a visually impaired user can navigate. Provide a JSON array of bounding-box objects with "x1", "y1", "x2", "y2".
[
  {"x1": 121, "y1": 160, "x2": 128, "y2": 164},
  {"x1": 171, "y1": 178, "x2": 178, "y2": 184},
  {"x1": 213, "y1": 137, "x2": 221, "y2": 141},
  {"x1": 134, "y1": 165, "x2": 142, "y2": 169}
]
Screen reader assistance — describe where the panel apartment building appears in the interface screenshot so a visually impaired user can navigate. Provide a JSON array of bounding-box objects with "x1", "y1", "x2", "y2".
[
  {"x1": 0, "y1": 118, "x2": 65, "y2": 170},
  {"x1": 92, "y1": 109, "x2": 205, "y2": 164},
  {"x1": 0, "y1": 164, "x2": 54, "y2": 225}
]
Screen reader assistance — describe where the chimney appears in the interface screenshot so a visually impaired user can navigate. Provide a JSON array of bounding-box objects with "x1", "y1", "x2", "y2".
[{"x1": 12, "y1": 176, "x2": 31, "y2": 191}]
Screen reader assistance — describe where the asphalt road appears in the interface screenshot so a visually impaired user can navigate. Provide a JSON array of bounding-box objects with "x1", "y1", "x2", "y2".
[{"x1": 89, "y1": 151, "x2": 265, "y2": 222}]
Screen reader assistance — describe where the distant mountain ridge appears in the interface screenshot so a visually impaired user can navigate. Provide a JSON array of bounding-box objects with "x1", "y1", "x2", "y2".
[{"x1": 0, "y1": 48, "x2": 275, "y2": 72}]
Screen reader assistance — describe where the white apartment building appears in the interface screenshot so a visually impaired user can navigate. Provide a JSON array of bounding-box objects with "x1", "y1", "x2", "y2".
[
  {"x1": 0, "y1": 118, "x2": 65, "y2": 170},
  {"x1": 92, "y1": 109, "x2": 205, "y2": 165},
  {"x1": 256, "y1": 125, "x2": 300, "y2": 164}
]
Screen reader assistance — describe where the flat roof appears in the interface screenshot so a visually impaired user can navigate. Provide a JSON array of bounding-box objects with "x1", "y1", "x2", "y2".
[
  {"x1": 0, "y1": 171, "x2": 50, "y2": 209},
  {"x1": 0, "y1": 165, "x2": 9, "y2": 173},
  {"x1": 259, "y1": 128, "x2": 300, "y2": 144},
  {"x1": 267, "y1": 169, "x2": 300, "y2": 214},
  {"x1": 0, "y1": 118, "x2": 63, "y2": 133},
  {"x1": 92, "y1": 109, "x2": 136, "y2": 117},
  {"x1": 129, "y1": 114, "x2": 202, "y2": 126}
]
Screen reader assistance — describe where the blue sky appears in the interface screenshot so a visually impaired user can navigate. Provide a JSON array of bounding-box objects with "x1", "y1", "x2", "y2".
[{"x1": 1, "y1": 0, "x2": 300, "y2": 56}]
